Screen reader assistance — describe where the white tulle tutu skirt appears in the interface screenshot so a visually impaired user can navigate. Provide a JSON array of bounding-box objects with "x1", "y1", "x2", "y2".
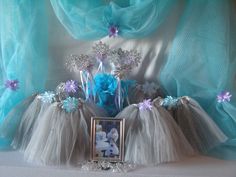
[
  {"x1": 159, "y1": 96, "x2": 228, "y2": 153},
  {"x1": 11, "y1": 95, "x2": 51, "y2": 150},
  {"x1": 0, "y1": 94, "x2": 37, "y2": 149},
  {"x1": 115, "y1": 99, "x2": 194, "y2": 165},
  {"x1": 24, "y1": 99, "x2": 104, "y2": 165}
]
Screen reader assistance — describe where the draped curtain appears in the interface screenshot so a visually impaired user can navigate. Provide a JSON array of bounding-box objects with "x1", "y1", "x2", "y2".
[
  {"x1": 159, "y1": 0, "x2": 236, "y2": 159},
  {"x1": 0, "y1": 0, "x2": 48, "y2": 149},
  {"x1": 50, "y1": 0, "x2": 176, "y2": 40}
]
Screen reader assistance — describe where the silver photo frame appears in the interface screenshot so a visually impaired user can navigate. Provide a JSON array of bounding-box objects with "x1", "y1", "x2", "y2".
[{"x1": 90, "y1": 117, "x2": 125, "y2": 162}]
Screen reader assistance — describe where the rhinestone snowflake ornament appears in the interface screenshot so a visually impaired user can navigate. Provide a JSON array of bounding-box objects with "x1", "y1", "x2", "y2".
[
  {"x1": 66, "y1": 54, "x2": 94, "y2": 72},
  {"x1": 109, "y1": 48, "x2": 141, "y2": 78},
  {"x1": 92, "y1": 41, "x2": 110, "y2": 62}
]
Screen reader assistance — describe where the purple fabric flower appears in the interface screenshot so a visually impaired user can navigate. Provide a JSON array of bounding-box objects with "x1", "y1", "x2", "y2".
[
  {"x1": 138, "y1": 99, "x2": 153, "y2": 111},
  {"x1": 108, "y1": 25, "x2": 119, "y2": 38},
  {"x1": 5, "y1": 79, "x2": 19, "y2": 91},
  {"x1": 65, "y1": 80, "x2": 78, "y2": 93},
  {"x1": 217, "y1": 91, "x2": 232, "y2": 103}
]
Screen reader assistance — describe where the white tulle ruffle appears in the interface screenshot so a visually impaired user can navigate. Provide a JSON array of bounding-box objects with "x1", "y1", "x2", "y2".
[
  {"x1": 159, "y1": 96, "x2": 228, "y2": 153},
  {"x1": 11, "y1": 95, "x2": 51, "y2": 150},
  {"x1": 115, "y1": 99, "x2": 195, "y2": 165},
  {"x1": 24, "y1": 99, "x2": 104, "y2": 165}
]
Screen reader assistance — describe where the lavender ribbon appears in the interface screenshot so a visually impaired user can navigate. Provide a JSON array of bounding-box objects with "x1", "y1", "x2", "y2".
[
  {"x1": 115, "y1": 78, "x2": 122, "y2": 111},
  {"x1": 115, "y1": 77, "x2": 124, "y2": 111},
  {"x1": 96, "y1": 61, "x2": 105, "y2": 74},
  {"x1": 80, "y1": 70, "x2": 95, "y2": 101}
]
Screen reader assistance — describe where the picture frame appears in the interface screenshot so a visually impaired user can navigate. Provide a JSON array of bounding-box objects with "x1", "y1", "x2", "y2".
[{"x1": 90, "y1": 117, "x2": 125, "y2": 162}]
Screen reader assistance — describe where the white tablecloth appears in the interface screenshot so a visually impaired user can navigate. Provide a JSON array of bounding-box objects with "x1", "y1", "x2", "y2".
[{"x1": 0, "y1": 151, "x2": 235, "y2": 177}]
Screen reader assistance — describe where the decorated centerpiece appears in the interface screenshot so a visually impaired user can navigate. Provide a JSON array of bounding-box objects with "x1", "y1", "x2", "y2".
[
  {"x1": 0, "y1": 41, "x2": 228, "y2": 172},
  {"x1": 66, "y1": 41, "x2": 141, "y2": 116}
]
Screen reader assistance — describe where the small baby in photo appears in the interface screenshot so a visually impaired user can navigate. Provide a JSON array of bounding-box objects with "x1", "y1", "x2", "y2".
[{"x1": 91, "y1": 117, "x2": 124, "y2": 161}]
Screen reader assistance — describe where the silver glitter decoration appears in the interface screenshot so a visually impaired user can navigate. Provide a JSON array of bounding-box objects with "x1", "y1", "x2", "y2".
[
  {"x1": 55, "y1": 82, "x2": 69, "y2": 101},
  {"x1": 109, "y1": 48, "x2": 141, "y2": 78},
  {"x1": 66, "y1": 54, "x2": 94, "y2": 72},
  {"x1": 80, "y1": 161, "x2": 137, "y2": 173},
  {"x1": 125, "y1": 49, "x2": 141, "y2": 67},
  {"x1": 92, "y1": 41, "x2": 110, "y2": 62},
  {"x1": 65, "y1": 43, "x2": 142, "y2": 79}
]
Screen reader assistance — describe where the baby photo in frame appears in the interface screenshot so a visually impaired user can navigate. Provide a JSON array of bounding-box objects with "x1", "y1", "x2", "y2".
[{"x1": 90, "y1": 117, "x2": 125, "y2": 162}]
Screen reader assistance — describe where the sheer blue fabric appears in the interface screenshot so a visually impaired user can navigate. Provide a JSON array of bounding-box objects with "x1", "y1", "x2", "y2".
[
  {"x1": 50, "y1": 0, "x2": 176, "y2": 40},
  {"x1": 160, "y1": 0, "x2": 236, "y2": 159},
  {"x1": 0, "y1": 0, "x2": 48, "y2": 149}
]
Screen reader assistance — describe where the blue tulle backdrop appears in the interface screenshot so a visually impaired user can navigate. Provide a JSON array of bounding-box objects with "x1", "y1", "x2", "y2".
[
  {"x1": 0, "y1": 0, "x2": 48, "y2": 149},
  {"x1": 159, "y1": 0, "x2": 236, "y2": 159},
  {"x1": 50, "y1": 0, "x2": 176, "y2": 40}
]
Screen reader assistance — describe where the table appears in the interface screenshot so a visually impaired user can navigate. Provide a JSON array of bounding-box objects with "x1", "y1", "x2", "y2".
[{"x1": 0, "y1": 151, "x2": 235, "y2": 177}]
